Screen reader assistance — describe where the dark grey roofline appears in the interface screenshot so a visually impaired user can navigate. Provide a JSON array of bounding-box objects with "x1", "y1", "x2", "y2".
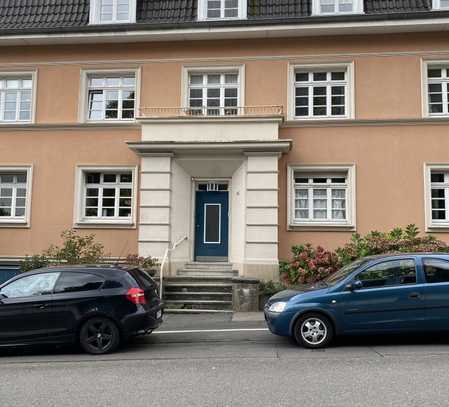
[{"x1": 1, "y1": 10, "x2": 449, "y2": 37}]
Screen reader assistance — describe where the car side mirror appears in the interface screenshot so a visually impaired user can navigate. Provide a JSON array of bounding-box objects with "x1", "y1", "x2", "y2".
[
  {"x1": 346, "y1": 280, "x2": 363, "y2": 291},
  {"x1": 0, "y1": 293, "x2": 6, "y2": 301}
]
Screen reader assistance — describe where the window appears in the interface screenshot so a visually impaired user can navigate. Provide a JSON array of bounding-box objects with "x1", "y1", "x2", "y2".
[
  {"x1": 356, "y1": 260, "x2": 416, "y2": 289},
  {"x1": 187, "y1": 71, "x2": 240, "y2": 116},
  {"x1": 86, "y1": 74, "x2": 136, "y2": 121},
  {"x1": 425, "y1": 64, "x2": 449, "y2": 116},
  {"x1": 75, "y1": 167, "x2": 136, "y2": 226},
  {"x1": 0, "y1": 75, "x2": 33, "y2": 123},
  {"x1": 198, "y1": 0, "x2": 247, "y2": 20},
  {"x1": 432, "y1": 0, "x2": 449, "y2": 9},
  {"x1": 90, "y1": 0, "x2": 136, "y2": 24},
  {"x1": 312, "y1": 0, "x2": 363, "y2": 14},
  {"x1": 1, "y1": 273, "x2": 60, "y2": 298},
  {"x1": 293, "y1": 67, "x2": 351, "y2": 119},
  {"x1": 0, "y1": 168, "x2": 32, "y2": 224},
  {"x1": 423, "y1": 258, "x2": 449, "y2": 283},
  {"x1": 289, "y1": 166, "x2": 355, "y2": 227},
  {"x1": 54, "y1": 273, "x2": 104, "y2": 293},
  {"x1": 425, "y1": 167, "x2": 449, "y2": 228}
]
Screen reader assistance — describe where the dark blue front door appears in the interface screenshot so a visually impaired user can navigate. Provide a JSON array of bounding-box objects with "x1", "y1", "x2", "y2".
[{"x1": 195, "y1": 191, "x2": 229, "y2": 260}]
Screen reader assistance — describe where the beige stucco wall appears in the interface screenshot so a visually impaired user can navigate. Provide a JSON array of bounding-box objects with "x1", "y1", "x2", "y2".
[
  {"x1": 2, "y1": 31, "x2": 449, "y2": 263},
  {"x1": 0, "y1": 128, "x2": 140, "y2": 257}
]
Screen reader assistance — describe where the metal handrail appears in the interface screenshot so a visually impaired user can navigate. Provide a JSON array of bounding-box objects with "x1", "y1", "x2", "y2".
[{"x1": 159, "y1": 236, "x2": 188, "y2": 299}]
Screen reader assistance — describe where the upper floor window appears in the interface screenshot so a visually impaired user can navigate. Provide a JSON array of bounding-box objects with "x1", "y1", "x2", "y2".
[
  {"x1": 0, "y1": 75, "x2": 34, "y2": 123},
  {"x1": 312, "y1": 0, "x2": 363, "y2": 15},
  {"x1": 292, "y1": 65, "x2": 353, "y2": 120},
  {"x1": 198, "y1": 0, "x2": 247, "y2": 20},
  {"x1": 426, "y1": 64, "x2": 449, "y2": 116},
  {"x1": 432, "y1": 0, "x2": 449, "y2": 9},
  {"x1": 186, "y1": 69, "x2": 241, "y2": 116},
  {"x1": 289, "y1": 165, "x2": 355, "y2": 228},
  {"x1": 85, "y1": 73, "x2": 136, "y2": 121},
  {"x1": 89, "y1": 0, "x2": 136, "y2": 24}
]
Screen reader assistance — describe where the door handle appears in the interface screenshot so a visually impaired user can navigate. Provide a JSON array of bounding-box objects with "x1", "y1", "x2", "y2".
[
  {"x1": 34, "y1": 304, "x2": 47, "y2": 309},
  {"x1": 409, "y1": 292, "x2": 421, "y2": 299}
]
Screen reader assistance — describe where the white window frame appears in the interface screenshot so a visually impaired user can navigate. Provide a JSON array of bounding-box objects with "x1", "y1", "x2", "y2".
[
  {"x1": 288, "y1": 63, "x2": 355, "y2": 121},
  {"x1": 432, "y1": 0, "x2": 449, "y2": 9},
  {"x1": 198, "y1": 0, "x2": 247, "y2": 20},
  {"x1": 0, "y1": 166, "x2": 33, "y2": 227},
  {"x1": 0, "y1": 71, "x2": 37, "y2": 124},
  {"x1": 421, "y1": 60, "x2": 449, "y2": 118},
  {"x1": 74, "y1": 165, "x2": 137, "y2": 227},
  {"x1": 423, "y1": 164, "x2": 449, "y2": 230},
  {"x1": 89, "y1": 0, "x2": 137, "y2": 24},
  {"x1": 182, "y1": 65, "x2": 245, "y2": 114},
  {"x1": 312, "y1": 0, "x2": 363, "y2": 15},
  {"x1": 287, "y1": 165, "x2": 356, "y2": 229},
  {"x1": 79, "y1": 68, "x2": 140, "y2": 123}
]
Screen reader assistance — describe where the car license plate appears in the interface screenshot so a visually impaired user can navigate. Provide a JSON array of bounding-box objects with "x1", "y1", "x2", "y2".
[{"x1": 156, "y1": 310, "x2": 162, "y2": 319}]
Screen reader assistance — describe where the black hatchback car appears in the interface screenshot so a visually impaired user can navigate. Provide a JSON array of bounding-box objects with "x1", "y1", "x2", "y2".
[{"x1": 0, "y1": 265, "x2": 163, "y2": 354}]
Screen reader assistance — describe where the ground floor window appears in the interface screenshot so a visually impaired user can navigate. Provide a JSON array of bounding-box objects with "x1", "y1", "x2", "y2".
[
  {"x1": 289, "y1": 165, "x2": 355, "y2": 228},
  {"x1": 75, "y1": 166, "x2": 136, "y2": 226},
  {"x1": 0, "y1": 167, "x2": 32, "y2": 225},
  {"x1": 426, "y1": 166, "x2": 449, "y2": 228}
]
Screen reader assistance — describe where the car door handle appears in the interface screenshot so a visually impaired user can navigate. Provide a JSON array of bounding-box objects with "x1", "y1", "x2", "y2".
[
  {"x1": 34, "y1": 304, "x2": 47, "y2": 309},
  {"x1": 409, "y1": 292, "x2": 421, "y2": 299}
]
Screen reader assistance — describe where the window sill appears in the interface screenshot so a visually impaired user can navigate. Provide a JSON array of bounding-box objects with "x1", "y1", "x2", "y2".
[
  {"x1": 288, "y1": 223, "x2": 355, "y2": 232},
  {"x1": 74, "y1": 221, "x2": 136, "y2": 230},
  {"x1": 0, "y1": 220, "x2": 30, "y2": 228},
  {"x1": 426, "y1": 224, "x2": 449, "y2": 232}
]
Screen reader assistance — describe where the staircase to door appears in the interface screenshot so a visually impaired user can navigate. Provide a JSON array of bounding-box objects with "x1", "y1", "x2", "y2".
[{"x1": 163, "y1": 262, "x2": 237, "y2": 313}]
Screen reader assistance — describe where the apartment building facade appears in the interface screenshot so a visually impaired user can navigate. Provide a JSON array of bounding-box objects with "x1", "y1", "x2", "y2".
[{"x1": 1, "y1": 0, "x2": 449, "y2": 280}]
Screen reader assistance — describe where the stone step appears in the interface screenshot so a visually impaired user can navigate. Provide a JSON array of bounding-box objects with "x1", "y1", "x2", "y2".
[
  {"x1": 165, "y1": 291, "x2": 232, "y2": 301},
  {"x1": 164, "y1": 308, "x2": 233, "y2": 314},
  {"x1": 164, "y1": 299, "x2": 233, "y2": 311},
  {"x1": 164, "y1": 282, "x2": 233, "y2": 293},
  {"x1": 164, "y1": 276, "x2": 234, "y2": 284},
  {"x1": 183, "y1": 262, "x2": 233, "y2": 271},
  {"x1": 177, "y1": 269, "x2": 238, "y2": 278}
]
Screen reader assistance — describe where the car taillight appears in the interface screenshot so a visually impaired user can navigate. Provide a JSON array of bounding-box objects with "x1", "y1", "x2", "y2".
[{"x1": 126, "y1": 288, "x2": 147, "y2": 305}]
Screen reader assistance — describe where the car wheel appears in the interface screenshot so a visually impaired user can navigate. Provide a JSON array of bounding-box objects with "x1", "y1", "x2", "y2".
[
  {"x1": 79, "y1": 317, "x2": 121, "y2": 355},
  {"x1": 294, "y1": 313, "x2": 334, "y2": 349}
]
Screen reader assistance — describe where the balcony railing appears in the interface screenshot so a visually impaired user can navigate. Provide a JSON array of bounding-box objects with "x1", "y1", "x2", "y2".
[{"x1": 138, "y1": 105, "x2": 283, "y2": 119}]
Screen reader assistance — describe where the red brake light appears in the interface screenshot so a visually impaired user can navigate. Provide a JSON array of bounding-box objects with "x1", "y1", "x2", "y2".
[{"x1": 126, "y1": 288, "x2": 146, "y2": 305}]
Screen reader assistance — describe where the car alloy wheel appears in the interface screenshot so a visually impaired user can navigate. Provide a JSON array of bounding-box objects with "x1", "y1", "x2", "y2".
[
  {"x1": 79, "y1": 317, "x2": 120, "y2": 355},
  {"x1": 294, "y1": 313, "x2": 334, "y2": 349}
]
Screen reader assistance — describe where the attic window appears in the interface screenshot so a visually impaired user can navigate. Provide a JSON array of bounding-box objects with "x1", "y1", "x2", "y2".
[
  {"x1": 312, "y1": 0, "x2": 363, "y2": 15},
  {"x1": 433, "y1": 0, "x2": 449, "y2": 8},
  {"x1": 90, "y1": 0, "x2": 137, "y2": 24},
  {"x1": 198, "y1": 0, "x2": 247, "y2": 20}
]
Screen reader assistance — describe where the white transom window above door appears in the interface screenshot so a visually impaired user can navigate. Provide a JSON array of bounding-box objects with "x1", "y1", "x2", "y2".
[
  {"x1": 81, "y1": 70, "x2": 139, "y2": 122},
  {"x1": 288, "y1": 165, "x2": 356, "y2": 229},
  {"x1": 74, "y1": 166, "x2": 137, "y2": 227},
  {"x1": 183, "y1": 66, "x2": 244, "y2": 117},
  {"x1": 289, "y1": 63, "x2": 354, "y2": 120},
  {"x1": 0, "y1": 166, "x2": 33, "y2": 227}
]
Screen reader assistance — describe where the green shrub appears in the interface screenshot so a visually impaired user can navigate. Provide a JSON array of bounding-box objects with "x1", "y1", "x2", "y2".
[
  {"x1": 280, "y1": 224, "x2": 449, "y2": 286},
  {"x1": 124, "y1": 254, "x2": 159, "y2": 270},
  {"x1": 21, "y1": 229, "x2": 105, "y2": 272}
]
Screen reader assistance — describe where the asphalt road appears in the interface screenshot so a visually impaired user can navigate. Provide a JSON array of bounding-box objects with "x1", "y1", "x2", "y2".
[{"x1": 2, "y1": 314, "x2": 449, "y2": 407}]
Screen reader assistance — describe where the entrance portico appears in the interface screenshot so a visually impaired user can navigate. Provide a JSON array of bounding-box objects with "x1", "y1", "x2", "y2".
[{"x1": 128, "y1": 115, "x2": 290, "y2": 281}]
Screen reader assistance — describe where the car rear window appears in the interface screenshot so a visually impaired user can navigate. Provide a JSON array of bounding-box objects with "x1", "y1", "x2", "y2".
[
  {"x1": 127, "y1": 268, "x2": 156, "y2": 289},
  {"x1": 54, "y1": 272, "x2": 104, "y2": 293},
  {"x1": 423, "y1": 258, "x2": 449, "y2": 284}
]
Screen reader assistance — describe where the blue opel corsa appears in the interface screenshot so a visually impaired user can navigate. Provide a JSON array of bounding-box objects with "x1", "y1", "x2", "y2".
[{"x1": 264, "y1": 253, "x2": 449, "y2": 348}]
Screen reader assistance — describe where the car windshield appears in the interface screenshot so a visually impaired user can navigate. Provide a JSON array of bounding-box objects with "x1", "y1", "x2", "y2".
[{"x1": 323, "y1": 259, "x2": 368, "y2": 286}]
